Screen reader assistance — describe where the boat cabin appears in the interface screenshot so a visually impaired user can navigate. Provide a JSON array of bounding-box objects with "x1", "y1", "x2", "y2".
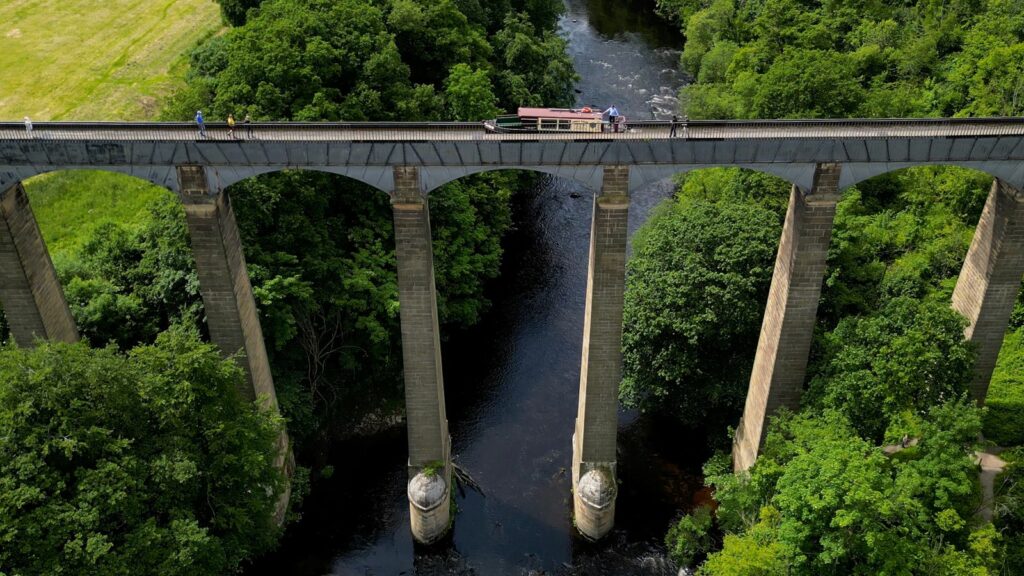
[{"x1": 491, "y1": 107, "x2": 605, "y2": 133}]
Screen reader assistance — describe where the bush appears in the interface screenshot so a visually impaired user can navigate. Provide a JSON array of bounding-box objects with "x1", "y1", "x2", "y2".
[{"x1": 666, "y1": 504, "x2": 715, "y2": 567}]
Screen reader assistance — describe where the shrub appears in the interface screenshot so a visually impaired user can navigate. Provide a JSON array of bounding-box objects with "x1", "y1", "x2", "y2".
[{"x1": 666, "y1": 504, "x2": 716, "y2": 567}]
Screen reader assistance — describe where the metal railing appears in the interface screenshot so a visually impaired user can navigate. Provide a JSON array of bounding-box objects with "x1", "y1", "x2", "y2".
[{"x1": 1, "y1": 118, "x2": 1024, "y2": 142}]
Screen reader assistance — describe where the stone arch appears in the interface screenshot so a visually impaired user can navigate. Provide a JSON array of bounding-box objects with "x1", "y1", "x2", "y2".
[
  {"x1": 628, "y1": 163, "x2": 817, "y2": 194},
  {"x1": 1, "y1": 165, "x2": 178, "y2": 194},
  {"x1": 840, "y1": 161, "x2": 1024, "y2": 190},
  {"x1": 419, "y1": 165, "x2": 605, "y2": 193},
  {"x1": 212, "y1": 165, "x2": 397, "y2": 195}
]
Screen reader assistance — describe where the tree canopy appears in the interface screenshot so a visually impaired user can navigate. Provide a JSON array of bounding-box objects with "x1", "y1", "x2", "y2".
[
  {"x1": 620, "y1": 196, "x2": 780, "y2": 431},
  {"x1": 805, "y1": 297, "x2": 974, "y2": 442},
  {"x1": 0, "y1": 329, "x2": 284, "y2": 575},
  {"x1": 699, "y1": 404, "x2": 995, "y2": 576}
]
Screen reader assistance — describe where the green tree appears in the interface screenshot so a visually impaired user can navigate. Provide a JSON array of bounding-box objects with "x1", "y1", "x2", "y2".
[
  {"x1": 491, "y1": 12, "x2": 577, "y2": 109},
  {"x1": 701, "y1": 403, "x2": 992, "y2": 575},
  {"x1": 59, "y1": 196, "x2": 202, "y2": 350},
  {"x1": 994, "y1": 448, "x2": 1024, "y2": 574},
  {"x1": 444, "y1": 63, "x2": 500, "y2": 121},
  {"x1": 752, "y1": 49, "x2": 865, "y2": 118},
  {"x1": 0, "y1": 329, "x2": 283, "y2": 575},
  {"x1": 805, "y1": 297, "x2": 975, "y2": 442},
  {"x1": 666, "y1": 504, "x2": 716, "y2": 567},
  {"x1": 620, "y1": 197, "x2": 780, "y2": 430}
]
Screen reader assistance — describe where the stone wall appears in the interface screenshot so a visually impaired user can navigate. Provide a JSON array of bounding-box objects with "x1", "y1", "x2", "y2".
[{"x1": 0, "y1": 181, "x2": 78, "y2": 345}]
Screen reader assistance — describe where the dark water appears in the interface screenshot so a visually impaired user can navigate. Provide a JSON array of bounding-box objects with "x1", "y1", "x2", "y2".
[{"x1": 245, "y1": 2, "x2": 705, "y2": 574}]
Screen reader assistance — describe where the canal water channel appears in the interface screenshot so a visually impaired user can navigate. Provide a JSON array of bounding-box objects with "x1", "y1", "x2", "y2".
[{"x1": 246, "y1": 1, "x2": 708, "y2": 573}]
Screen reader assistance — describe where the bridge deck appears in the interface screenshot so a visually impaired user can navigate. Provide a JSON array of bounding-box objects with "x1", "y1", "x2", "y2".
[{"x1": 2, "y1": 118, "x2": 1024, "y2": 142}]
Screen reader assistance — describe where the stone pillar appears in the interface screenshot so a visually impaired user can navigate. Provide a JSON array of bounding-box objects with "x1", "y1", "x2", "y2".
[
  {"x1": 572, "y1": 165, "x2": 629, "y2": 541},
  {"x1": 392, "y1": 166, "x2": 451, "y2": 544},
  {"x1": 952, "y1": 179, "x2": 1024, "y2": 403},
  {"x1": 177, "y1": 166, "x2": 292, "y2": 522},
  {"x1": 733, "y1": 163, "x2": 841, "y2": 472},
  {"x1": 0, "y1": 181, "x2": 78, "y2": 345}
]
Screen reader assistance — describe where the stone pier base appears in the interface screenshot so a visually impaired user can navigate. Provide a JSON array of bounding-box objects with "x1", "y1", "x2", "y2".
[
  {"x1": 408, "y1": 461, "x2": 452, "y2": 545},
  {"x1": 392, "y1": 166, "x2": 453, "y2": 544},
  {"x1": 176, "y1": 166, "x2": 292, "y2": 523},
  {"x1": 572, "y1": 448, "x2": 617, "y2": 540}
]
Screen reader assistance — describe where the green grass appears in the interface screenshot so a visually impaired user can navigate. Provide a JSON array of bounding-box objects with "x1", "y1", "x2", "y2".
[
  {"x1": 984, "y1": 328, "x2": 1024, "y2": 446},
  {"x1": 0, "y1": 0, "x2": 222, "y2": 122},
  {"x1": 0, "y1": 0, "x2": 222, "y2": 258},
  {"x1": 27, "y1": 172, "x2": 172, "y2": 258}
]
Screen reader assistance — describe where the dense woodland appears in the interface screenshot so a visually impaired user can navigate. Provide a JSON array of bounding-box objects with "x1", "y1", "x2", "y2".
[{"x1": 625, "y1": 0, "x2": 1024, "y2": 572}]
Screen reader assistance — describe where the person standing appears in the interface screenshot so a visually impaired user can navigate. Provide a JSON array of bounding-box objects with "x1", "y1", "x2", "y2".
[
  {"x1": 604, "y1": 105, "x2": 620, "y2": 132},
  {"x1": 195, "y1": 110, "x2": 206, "y2": 138},
  {"x1": 227, "y1": 113, "x2": 236, "y2": 139},
  {"x1": 23, "y1": 116, "x2": 32, "y2": 136},
  {"x1": 244, "y1": 113, "x2": 253, "y2": 139},
  {"x1": 670, "y1": 114, "x2": 678, "y2": 137},
  {"x1": 681, "y1": 114, "x2": 689, "y2": 139}
]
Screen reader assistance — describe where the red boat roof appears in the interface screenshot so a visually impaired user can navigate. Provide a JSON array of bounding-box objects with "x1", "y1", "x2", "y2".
[{"x1": 518, "y1": 107, "x2": 603, "y2": 120}]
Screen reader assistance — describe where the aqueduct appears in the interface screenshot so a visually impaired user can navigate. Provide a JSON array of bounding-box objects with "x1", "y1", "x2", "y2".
[{"x1": 2, "y1": 118, "x2": 1023, "y2": 543}]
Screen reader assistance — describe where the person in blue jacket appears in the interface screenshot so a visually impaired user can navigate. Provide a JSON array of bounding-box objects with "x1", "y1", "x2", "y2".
[{"x1": 195, "y1": 110, "x2": 206, "y2": 138}]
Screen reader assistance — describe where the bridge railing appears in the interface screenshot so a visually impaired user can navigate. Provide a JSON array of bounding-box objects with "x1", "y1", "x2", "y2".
[{"x1": 1, "y1": 118, "x2": 1024, "y2": 141}]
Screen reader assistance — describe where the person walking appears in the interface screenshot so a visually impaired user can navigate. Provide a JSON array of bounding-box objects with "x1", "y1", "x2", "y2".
[
  {"x1": 227, "y1": 113, "x2": 236, "y2": 139},
  {"x1": 244, "y1": 113, "x2": 253, "y2": 139},
  {"x1": 195, "y1": 110, "x2": 206, "y2": 138},
  {"x1": 23, "y1": 116, "x2": 32, "y2": 136},
  {"x1": 670, "y1": 114, "x2": 678, "y2": 137}
]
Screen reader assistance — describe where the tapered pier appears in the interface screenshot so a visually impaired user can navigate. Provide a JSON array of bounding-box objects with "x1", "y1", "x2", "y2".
[{"x1": 733, "y1": 163, "x2": 841, "y2": 472}]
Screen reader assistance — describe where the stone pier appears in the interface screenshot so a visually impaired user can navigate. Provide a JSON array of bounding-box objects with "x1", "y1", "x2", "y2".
[
  {"x1": 572, "y1": 166, "x2": 629, "y2": 540},
  {"x1": 392, "y1": 166, "x2": 451, "y2": 544},
  {"x1": 952, "y1": 179, "x2": 1024, "y2": 403},
  {"x1": 733, "y1": 163, "x2": 841, "y2": 472},
  {"x1": 177, "y1": 166, "x2": 293, "y2": 522},
  {"x1": 0, "y1": 181, "x2": 78, "y2": 345}
]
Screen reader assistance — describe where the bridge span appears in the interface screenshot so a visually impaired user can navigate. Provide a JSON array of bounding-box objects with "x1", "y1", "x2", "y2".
[{"x1": 2, "y1": 118, "x2": 1023, "y2": 542}]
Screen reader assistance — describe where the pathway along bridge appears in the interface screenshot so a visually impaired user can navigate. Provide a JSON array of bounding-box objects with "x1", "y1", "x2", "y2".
[{"x1": 2, "y1": 118, "x2": 1024, "y2": 542}]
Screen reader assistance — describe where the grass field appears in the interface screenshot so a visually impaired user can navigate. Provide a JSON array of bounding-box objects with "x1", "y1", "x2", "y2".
[
  {"x1": 1, "y1": 0, "x2": 220, "y2": 259},
  {"x1": 0, "y1": 0, "x2": 222, "y2": 121},
  {"x1": 27, "y1": 171, "x2": 168, "y2": 256}
]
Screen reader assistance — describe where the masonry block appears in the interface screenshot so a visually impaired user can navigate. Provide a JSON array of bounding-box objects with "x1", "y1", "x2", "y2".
[
  {"x1": 952, "y1": 179, "x2": 1024, "y2": 403},
  {"x1": 0, "y1": 181, "x2": 78, "y2": 345},
  {"x1": 733, "y1": 163, "x2": 841, "y2": 472}
]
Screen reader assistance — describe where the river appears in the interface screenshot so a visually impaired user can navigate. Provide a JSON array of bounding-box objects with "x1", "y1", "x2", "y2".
[{"x1": 245, "y1": 1, "x2": 704, "y2": 574}]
